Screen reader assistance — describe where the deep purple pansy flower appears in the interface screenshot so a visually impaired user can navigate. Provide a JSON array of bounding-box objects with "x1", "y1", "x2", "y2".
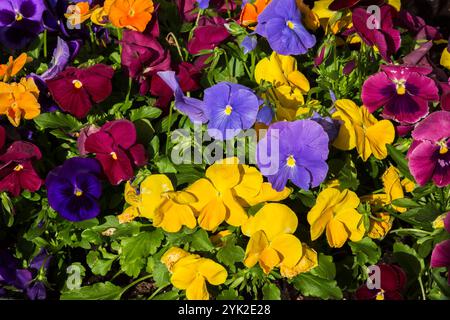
[
  {"x1": 84, "y1": 120, "x2": 147, "y2": 185},
  {"x1": 0, "y1": 140, "x2": 42, "y2": 197},
  {"x1": 255, "y1": 0, "x2": 316, "y2": 56},
  {"x1": 351, "y1": 4, "x2": 401, "y2": 62},
  {"x1": 362, "y1": 65, "x2": 439, "y2": 124},
  {"x1": 0, "y1": 0, "x2": 45, "y2": 49},
  {"x1": 157, "y1": 71, "x2": 207, "y2": 123},
  {"x1": 407, "y1": 111, "x2": 450, "y2": 187},
  {"x1": 46, "y1": 157, "x2": 102, "y2": 222},
  {"x1": 204, "y1": 82, "x2": 261, "y2": 140},
  {"x1": 431, "y1": 213, "x2": 450, "y2": 284},
  {"x1": 311, "y1": 112, "x2": 340, "y2": 142},
  {"x1": 257, "y1": 120, "x2": 329, "y2": 191},
  {"x1": 46, "y1": 64, "x2": 114, "y2": 119}
]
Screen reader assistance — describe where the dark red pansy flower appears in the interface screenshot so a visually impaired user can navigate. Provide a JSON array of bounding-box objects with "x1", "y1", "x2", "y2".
[
  {"x1": 150, "y1": 62, "x2": 202, "y2": 108},
  {"x1": 351, "y1": 4, "x2": 401, "y2": 62},
  {"x1": 355, "y1": 264, "x2": 407, "y2": 300},
  {"x1": 84, "y1": 120, "x2": 147, "y2": 185},
  {"x1": 187, "y1": 16, "x2": 229, "y2": 55},
  {"x1": 46, "y1": 64, "x2": 114, "y2": 119},
  {"x1": 0, "y1": 141, "x2": 42, "y2": 197}
]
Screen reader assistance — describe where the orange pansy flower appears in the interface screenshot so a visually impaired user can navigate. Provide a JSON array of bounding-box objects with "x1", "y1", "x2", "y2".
[
  {"x1": 240, "y1": 0, "x2": 271, "y2": 28},
  {"x1": 0, "y1": 53, "x2": 30, "y2": 82},
  {"x1": 104, "y1": 0, "x2": 154, "y2": 32}
]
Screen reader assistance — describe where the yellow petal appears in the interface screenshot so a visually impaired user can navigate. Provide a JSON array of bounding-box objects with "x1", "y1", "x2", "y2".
[
  {"x1": 441, "y1": 48, "x2": 450, "y2": 70},
  {"x1": 365, "y1": 118, "x2": 395, "y2": 160},
  {"x1": 280, "y1": 244, "x2": 318, "y2": 278},
  {"x1": 388, "y1": 0, "x2": 401, "y2": 11},
  {"x1": 259, "y1": 246, "x2": 281, "y2": 274},
  {"x1": 171, "y1": 255, "x2": 201, "y2": 290},
  {"x1": 244, "y1": 230, "x2": 269, "y2": 268},
  {"x1": 140, "y1": 174, "x2": 173, "y2": 219},
  {"x1": 241, "y1": 203, "x2": 298, "y2": 240},
  {"x1": 255, "y1": 52, "x2": 291, "y2": 87},
  {"x1": 355, "y1": 125, "x2": 372, "y2": 161},
  {"x1": 154, "y1": 198, "x2": 197, "y2": 233},
  {"x1": 333, "y1": 189, "x2": 360, "y2": 214},
  {"x1": 270, "y1": 234, "x2": 303, "y2": 268},
  {"x1": 241, "y1": 183, "x2": 291, "y2": 207},
  {"x1": 223, "y1": 189, "x2": 248, "y2": 227},
  {"x1": 368, "y1": 212, "x2": 393, "y2": 239},
  {"x1": 307, "y1": 187, "x2": 341, "y2": 227},
  {"x1": 326, "y1": 218, "x2": 349, "y2": 248},
  {"x1": 186, "y1": 274, "x2": 209, "y2": 300},
  {"x1": 310, "y1": 208, "x2": 333, "y2": 241},
  {"x1": 161, "y1": 247, "x2": 190, "y2": 272},
  {"x1": 198, "y1": 258, "x2": 228, "y2": 285},
  {"x1": 124, "y1": 181, "x2": 140, "y2": 206},
  {"x1": 197, "y1": 197, "x2": 226, "y2": 231},
  {"x1": 401, "y1": 178, "x2": 415, "y2": 193},
  {"x1": 186, "y1": 178, "x2": 217, "y2": 212},
  {"x1": 332, "y1": 111, "x2": 356, "y2": 151},
  {"x1": 233, "y1": 164, "x2": 263, "y2": 202},
  {"x1": 206, "y1": 160, "x2": 241, "y2": 193},
  {"x1": 118, "y1": 206, "x2": 139, "y2": 224},
  {"x1": 335, "y1": 208, "x2": 364, "y2": 234},
  {"x1": 287, "y1": 70, "x2": 310, "y2": 94},
  {"x1": 382, "y1": 166, "x2": 405, "y2": 212}
]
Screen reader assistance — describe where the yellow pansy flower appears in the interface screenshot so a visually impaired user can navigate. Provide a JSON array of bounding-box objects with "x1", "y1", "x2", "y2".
[
  {"x1": 401, "y1": 177, "x2": 415, "y2": 193},
  {"x1": 432, "y1": 213, "x2": 448, "y2": 229},
  {"x1": 308, "y1": 187, "x2": 365, "y2": 248},
  {"x1": 311, "y1": 0, "x2": 352, "y2": 34},
  {"x1": 440, "y1": 47, "x2": 450, "y2": 71},
  {"x1": 186, "y1": 158, "x2": 259, "y2": 231},
  {"x1": 296, "y1": 0, "x2": 320, "y2": 31},
  {"x1": 242, "y1": 203, "x2": 317, "y2": 277},
  {"x1": 332, "y1": 99, "x2": 395, "y2": 161},
  {"x1": 153, "y1": 191, "x2": 197, "y2": 233},
  {"x1": 367, "y1": 212, "x2": 394, "y2": 239},
  {"x1": 382, "y1": 166, "x2": 406, "y2": 213},
  {"x1": 163, "y1": 249, "x2": 227, "y2": 300}
]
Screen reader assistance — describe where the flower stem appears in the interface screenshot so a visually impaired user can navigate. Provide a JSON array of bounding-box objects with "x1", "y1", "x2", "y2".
[
  {"x1": 121, "y1": 274, "x2": 153, "y2": 296},
  {"x1": 148, "y1": 284, "x2": 170, "y2": 300},
  {"x1": 43, "y1": 30, "x2": 48, "y2": 58}
]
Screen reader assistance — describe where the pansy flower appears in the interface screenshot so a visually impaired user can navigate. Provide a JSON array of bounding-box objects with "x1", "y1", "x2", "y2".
[
  {"x1": 255, "y1": 0, "x2": 316, "y2": 56},
  {"x1": 0, "y1": 53, "x2": 29, "y2": 82},
  {"x1": 187, "y1": 16, "x2": 229, "y2": 55},
  {"x1": 407, "y1": 111, "x2": 450, "y2": 187},
  {"x1": 161, "y1": 247, "x2": 227, "y2": 300},
  {"x1": 332, "y1": 99, "x2": 395, "y2": 161},
  {"x1": 257, "y1": 119, "x2": 329, "y2": 192},
  {"x1": 0, "y1": 141, "x2": 42, "y2": 197},
  {"x1": 242, "y1": 203, "x2": 318, "y2": 278},
  {"x1": 0, "y1": 0, "x2": 45, "y2": 49},
  {"x1": 46, "y1": 64, "x2": 114, "y2": 119},
  {"x1": 204, "y1": 82, "x2": 261, "y2": 140},
  {"x1": 84, "y1": 120, "x2": 147, "y2": 185},
  {"x1": 431, "y1": 213, "x2": 450, "y2": 284},
  {"x1": 103, "y1": 0, "x2": 154, "y2": 32},
  {"x1": 362, "y1": 65, "x2": 439, "y2": 124},
  {"x1": 46, "y1": 157, "x2": 102, "y2": 222},
  {"x1": 0, "y1": 77, "x2": 40, "y2": 127},
  {"x1": 240, "y1": 0, "x2": 271, "y2": 28},
  {"x1": 355, "y1": 264, "x2": 407, "y2": 300},
  {"x1": 307, "y1": 187, "x2": 365, "y2": 248}
]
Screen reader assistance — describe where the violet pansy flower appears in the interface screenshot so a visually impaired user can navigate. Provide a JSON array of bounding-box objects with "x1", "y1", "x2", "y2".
[
  {"x1": 362, "y1": 65, "x2": 439, "y2": 124},
  {"x1": 255, "y1": 0, "x2": 316, "y2": 56},
  {"x1": 257, "y1": 120, "x2": 329, "y2": 191},
  {"x1": 407, "y1": 111, "x2": 450, "y2": 187},
  {"x1": 0, "y1": 0, "x2": 45, "y2": 49},
  {"x1": 204, "y1": 82, "x2": 261, "y2": 140},
  {"x1": 196, "y1": 0, "x2": 210, "y2": 9},
  {"x1": 46, "y1": 157, "x2": 102, "y2": 222}
]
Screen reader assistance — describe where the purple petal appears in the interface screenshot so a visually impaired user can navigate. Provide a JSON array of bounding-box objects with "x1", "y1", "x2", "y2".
[
  {"x1": 41, "y1": 37, "x2": 71, "y2": 81},
  {"x1": 431, "y1": 239, "x2": 450, "y2": 268},
  {"x1": 412, "y1": 111, "x2": 450, "y2": 143},
  {"x1": 408, "y1": 140, "x2": 438, "y2": 186},
  {"x1": 362, "y1": 72, "x2": 396, "y2": 113}
]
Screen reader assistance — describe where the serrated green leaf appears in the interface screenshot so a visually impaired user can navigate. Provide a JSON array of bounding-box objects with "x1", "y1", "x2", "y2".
[
  {"x1": 293, "y1": 273, "x2": 343, "y2": 300},
  {"x1": 33, "y1": 112, "x2": 82, "y2": 131},
  {"x1": 130, "y1": 106, "x2": 162, "y2": 121},
  {"x1": 216, "y1": 242, "x2": 245, "y2": 268},
  {"x1": 262, "y1": 283, "x2": 281, "y2": 300},
  {"x1": 60, "y1": 282, "x2": 123, "y2": 300},
  {"x1": 349, "y1": 237, "x2": 381, "y2": 266},
  {"x1": 310, "y1": 254, "x2": 336, "y2": 280},
  {"x1": 190, "y1": 229, "x2": 214, "y2": 252}
]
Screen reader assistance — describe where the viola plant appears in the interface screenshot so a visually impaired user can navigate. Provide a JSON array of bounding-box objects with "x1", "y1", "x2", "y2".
[{"x1": 1, "y1": 0, "x2": 450, "y2": 302}]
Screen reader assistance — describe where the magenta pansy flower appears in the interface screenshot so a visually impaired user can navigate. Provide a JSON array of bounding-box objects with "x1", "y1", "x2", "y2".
[
  {"x1": 362, "y1": 65, "x2": 439, "y2": 124},
  {"x1": 0, "y1": 141, "x2": 42, "y2": 197},
  {"x1": 431, "y1": 213, "x2": 450, "y2": 284},
  {"x1": 407, "y1": 111, "x2": 450, "y2": 187},
  {"x1": 187, "y1": 16, "x2": 229, "y2": 55},
  {"x1": 46, "y1": 64, "x2": 114, "y2": 119},
  {"x1": 84, "y1": 120, "x2": 147, "y2": 185}
]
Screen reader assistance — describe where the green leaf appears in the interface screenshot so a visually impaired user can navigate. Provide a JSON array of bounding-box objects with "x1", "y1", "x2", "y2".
[
  {"x1": 152, "y1": 261, "x2": 171, "y2": 288},
  {"x1": 190, "y1": 229, "x2": 214, "y2": 252},
  {"x1": 34, "y1": 112, "x2": 82, "y2": 131},
  {"x1": 120, "y1": 230, "x2": 164, "y2": 277},
  {"x1": 262, "y1": 283, "x2": 281, "y2": 300},
  {"x1": 387, "y1": 144, "x2": 414, "y2": 180},
  {"x1": 60, "y1": 282, "x2": 123, "y2": 300},
  {"x1": 86, "y1": 251, "x2": 115, "y2": 276},
  {"x1": 217, "y1": 288, "x2": 244, "y2": 300},
  {"x1": 155, "y1": 156, "x2": 178, "y2": 174},
  {"x1": 130, "y1": 106, "x2": 162, "y2": 121},
  {"x1": 393, "y1": 242, "x2": 424, "y2": 284},
  {"x1": 338, "y1": 158, "x2": 359, "y2": 191},
  {"x1": 391, "y1": 198, "x2": 420, "y2": 208},
  {"x1": 349, "y1": 237, "x2": 381, "y2": 266},
  {"x1": 216, "y1": 242, "x2": 245, "y2": 268},
  {"x1": 293, "y1": 273, "x2": 343, "y2": 300},
  {"x1": 310, "y1": 254, "x2": 336, "y2": 280}
]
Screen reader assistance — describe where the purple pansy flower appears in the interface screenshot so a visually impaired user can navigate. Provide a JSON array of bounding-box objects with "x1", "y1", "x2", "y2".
[
  {"x1": 240, "y1": 35, "x2": 257, "y2": 54},
  {"x1": 46, "y1": 157, "x2": 102, "y2": 222},
  {"x1": 157, "y1": 71, "x2": 207, "y2": 123},
  {"x1": 311, "y1": 112, "x2": 340, "y2": 142},
  {"x1": 0, "y1": 0, "x2": 45, "y2": 49},
  {"x1": 431, "y1": 213, "x2": 450, "y2": 284},
  {"x1": 257, "y1": 120, "x2": 329, "y2": 191},
  {"x1": 255, "y1": 0, "x2": 316, "y2": 56},
  {"x1": 362, "y1": 65, "x2": 439, "y2": 124},
  {"x1": 407, "y1": 111, "x2": 450, "y2": 187},
  {"x1": 256, "y1": 104, "x2": 274, "y2": 126},
  {"x1": 204, "y1": 82, "x2": 261, "y2": 140}
]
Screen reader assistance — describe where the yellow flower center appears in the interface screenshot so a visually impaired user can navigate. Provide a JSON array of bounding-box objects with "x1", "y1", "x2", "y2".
[
  {"x1": 438, "y1": 140, "x2": 448, "y2": 154},
  {"x1": 13, "y1": 164, "x2": 24, "y2": 171},
  {"x1": 129, "y1": 8, "x2": 135, "y2": 17},
  {"x1": 72, "y1": 79, "x2": 83, "y2": 89},
  {"x1": 15, "y1": 12, "x2": 23, "y2": 21},
  {"x1": 74, "y1": 189, "x2": 83, "y2": 197},
  {"x1": 111, "y1": 151, "x2": 118, "y2": 160},
  {"x1": 11, "y1": 102, "x2": 18, "y2": 109},
  {"x1": 394, "y1": 79, "x2": 406, "y2": 95},
  {"x1": 375, "y1": 289, "x2": 385, "y2": 300},
  {"x1": 286, "y1": 155, "x2": 296, "y2": 168},
  {"x1": 224, "y1": 104, "x2": 233, "y2": 115},
  {"x1": 287, "y1": 20, "x2": 295, "y2": 30}
]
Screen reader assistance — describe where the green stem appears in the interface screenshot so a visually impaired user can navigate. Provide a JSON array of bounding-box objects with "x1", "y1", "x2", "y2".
[
  {"x1": 121, "y1": 274, "x2": 153, "y2": 296},
  {"x1": 418, "y1": 273, "x2": 426, "y2": 300},
  {"x1": 189, "y1": 10, "x2": 203, "y2": 42},
  {"x1": 125, "y1": 77, "x2": 132, "y2": 104},
  {"x1": 165, "y1": 102, "x2": 174, "y2": 154},
  {"x1": 43, "y1": 30, "x2": 47, "y2": 58},
  {"x1": 148, "y1": 284, "x2": 170, "y2": 300},
  {"x1": 390, "y1": 228, "x2": 433, "y2": 235},
  {"x1": 166, "y1": 32, "x2": 184, "y2": 62}
]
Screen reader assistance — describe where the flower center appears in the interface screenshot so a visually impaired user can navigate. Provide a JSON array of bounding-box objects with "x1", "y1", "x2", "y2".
[
  {"x1": 129, "y1": 8, "x2": 135, "y2": 17},
  {"x1": 375, "y1": 289, "x2": 385, "y2": 301},
  {"x1": 437, "y1": 139, "x2": 448, "y2": 154},
  {"x1": 13, "y1": 164, "x2": 23, "y2": 171},
  {"x1": 11, "y1": 102, "x2": 18, "y2": 109},
  {"x1": 110, "y1": 151, "x2": 118, "y2": 160},
  {"x1": 286, "y1": 155, "x2": 296, "y2": 168},
  {"x1": 394, "y1": 79, "x2": 406, "y2": 95},
  {"x1": 15, "y1": 12, "x2": 23, "y2": 21},
  {"x1": 224, "y1": 104, "x2": 233, "y2": 115},
  {"x1": 286, "y1": 20, "x2": 295, "y2": 30},
  {"x1": 74, "y1": 188, "x2": 83, "y2": 197},
  {"x1": 72, "y1": 79, "x2": 83, "y2": 89}
]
